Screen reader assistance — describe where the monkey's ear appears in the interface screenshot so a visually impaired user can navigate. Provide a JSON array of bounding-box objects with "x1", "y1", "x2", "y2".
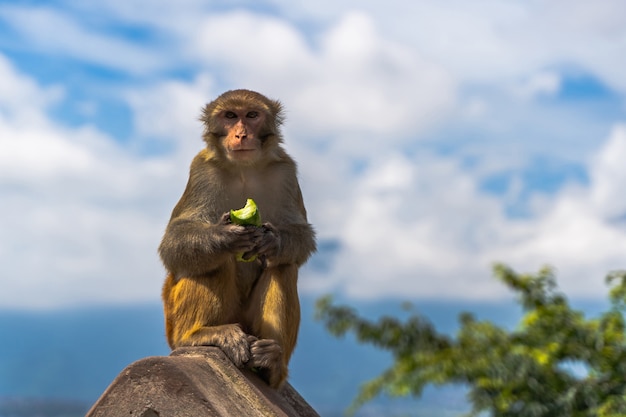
[
  {"x1": 270, "y1": 99, "x2": 285, "y2": 127},
  {"x1": 200, "y1": 103, "x2": 218, "y2": 132},
  {"x1": 200, "y1": 104, "x2": 211, "y2": 123}
]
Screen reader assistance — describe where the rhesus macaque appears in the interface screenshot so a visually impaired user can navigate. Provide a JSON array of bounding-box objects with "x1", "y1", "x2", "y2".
[{"x1": 159, "y1": 89, "x2": 316, "y2": 388}]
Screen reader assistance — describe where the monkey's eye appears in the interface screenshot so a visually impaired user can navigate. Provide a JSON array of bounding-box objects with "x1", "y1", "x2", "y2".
[
  {"x1": 224, "y1": 111, "x2": 237, "y2": 119},
  {"x1": 246, "y1": 111, "x2": 259, "y2": 119}
]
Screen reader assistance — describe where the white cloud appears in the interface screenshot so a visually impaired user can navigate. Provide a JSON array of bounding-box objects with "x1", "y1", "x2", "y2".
[
  {"x1": 193, "y1": 11, "x2": 314, "y2": 76},
  {"x1": 125, "y1": 73, "x2": 214, "y2": 158},
  {"x1": 305, "y1": 151, "x2": 508, "y2": 300},
  {"x1": 0, "y1": 5, "x2": 165, "y2": 75},
  {"x1": 0, "y1": 55, "x2": 64, "y2": 125},
  {"x1": 588, "y1": 125, "x2": 626, "y2": 219},
  {"x1": 65, "y1": 0, "x2": 209, "y2": 31},
  {"x1": 293, "y1": 12, "x2": 455, "y2": 138},
  {"x1": 272, "y1": 0, "x2": 626, "y2": 94},
  {"x1": 510, "y1": 71, "x2": 562, "y2": 100},
  {"x1": 310, "y1": 125, "x2": 626, "y2": 301}
]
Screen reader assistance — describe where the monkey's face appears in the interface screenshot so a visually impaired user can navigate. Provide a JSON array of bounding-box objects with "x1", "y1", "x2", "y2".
[
  {"x1": 201, "y1": 90, "x2": 284, "y2": 166},
  {"x1": 218, "y1": 108, "x2": 267, "y2": 165}
]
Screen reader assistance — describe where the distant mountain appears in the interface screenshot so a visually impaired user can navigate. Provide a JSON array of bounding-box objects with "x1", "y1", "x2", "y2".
[
  {"x1": 0, "y1": 295, "x2": 604, "y2": 416},
  {"x1": 0, "y1": 397, "x2": 87, "y2": 417}
]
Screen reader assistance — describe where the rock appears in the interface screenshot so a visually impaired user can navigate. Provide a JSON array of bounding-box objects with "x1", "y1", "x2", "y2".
[{"x1": 86, "y1": 346, "x2": 319, "y2": 417}]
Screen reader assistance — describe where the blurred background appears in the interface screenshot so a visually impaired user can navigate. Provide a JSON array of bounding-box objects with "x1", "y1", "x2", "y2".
[{"x1": 0, "y1": 0, "x2": 625, "y2": 415}]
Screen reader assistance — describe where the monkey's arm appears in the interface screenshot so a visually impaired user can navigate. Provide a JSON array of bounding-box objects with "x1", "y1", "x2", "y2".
[
  {"x1": 269, "y1": 222, "x2": 316, "y2": 266},
  {"x1": 159, "y1": 214, "x2": 259, "y2": 276},
  {"x1": 279, "y1": 180, "x2": 317, "y2": 265},
  {"x1": 252, "y1": 181, "x2": 316, "y2": 267}
]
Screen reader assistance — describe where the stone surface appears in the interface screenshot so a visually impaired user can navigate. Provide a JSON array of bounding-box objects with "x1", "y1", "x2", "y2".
[{"x1": 86, "y1": 346, "x2": 320, "y2": 417}]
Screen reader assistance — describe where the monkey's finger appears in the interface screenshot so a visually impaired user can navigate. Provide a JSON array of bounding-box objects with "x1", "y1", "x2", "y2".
[
  {"x1": 261, "y1": 222, "x2": 278, "y2": 234},
  {"x1": 251, "y1": 338, "x2": 282, "y2": 351},
  {"x1": 255, "y1": 235, "x2": 280, "y2": 258},
  {"x1": 246, "y1": 226, "x2": 265, "y2": 239},
  {"x1": 230, "y1": 240, "x2": 256, "y2": 253},
  {"x1": 224, "y1": 344, "x2": 251, "y2": 367},
  {"x1": 250, "y1": 339, "x2": 283, "y2": 362},
  {"x1": 249, "y1": 338, "x2": 283, "y2": 368},
  {"x1": 219, "y1": 212, "x2": 232, "y2": 224},
  {"x1": 226, "y1": 224, "x2": 253, "y2": 234},
  {"x1": 226, "y1": 229, "x2": 259, "y2": 249},
  {"x1": 241, "y1": 249, "x2": 260, "y2": 261},
  {"x1": 252, "y1": 244, "x2": 270, "y2": 258}
]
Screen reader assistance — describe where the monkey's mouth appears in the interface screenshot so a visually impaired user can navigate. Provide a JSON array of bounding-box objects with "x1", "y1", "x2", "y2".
[{"x1": 229, "y1": 149, "x2": 258, "y2": 161}]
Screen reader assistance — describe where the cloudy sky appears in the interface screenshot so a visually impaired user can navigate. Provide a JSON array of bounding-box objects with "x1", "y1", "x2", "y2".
[{"x1": 1, "y1": 0, "x2": 625, "y2": 309}]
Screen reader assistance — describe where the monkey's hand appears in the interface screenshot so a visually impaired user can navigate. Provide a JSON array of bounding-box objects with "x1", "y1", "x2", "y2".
[
  {"x1": 242, "y1": 222, "x2": 281, "y2": 263},
  {"x1": 247, "y1": 336, "x2": 287, "y2": 388},
  {"x1": 217, "y1": 212, "x2": 263, "y2": 255}
]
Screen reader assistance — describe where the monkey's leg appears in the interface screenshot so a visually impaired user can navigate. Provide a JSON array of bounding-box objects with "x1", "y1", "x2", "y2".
[
  {"x1": 162, "y1": 269, "x2": 252, "y2": 367},
  {"x1": 246, "y1": 264, "x2": 300, "y2": 388}
]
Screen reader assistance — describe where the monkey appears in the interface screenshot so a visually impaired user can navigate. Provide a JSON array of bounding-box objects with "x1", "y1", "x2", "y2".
[{"x1": 158, "y1": 89, "x2": 316, "y2": 389}]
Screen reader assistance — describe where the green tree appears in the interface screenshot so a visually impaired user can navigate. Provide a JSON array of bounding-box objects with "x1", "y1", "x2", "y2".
[{"x1": 316, "y1": 264, "x2": 626, "y2": 417}]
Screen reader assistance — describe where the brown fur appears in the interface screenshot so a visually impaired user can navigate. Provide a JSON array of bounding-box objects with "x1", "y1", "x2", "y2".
[{"x1": 159, "y1": 90, "x2": 316, "y2": 388}]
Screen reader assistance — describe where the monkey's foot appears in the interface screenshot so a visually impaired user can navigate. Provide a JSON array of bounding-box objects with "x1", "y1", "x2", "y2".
[
  {"x1": 180, "y1": 324, "x2": 252, "y2": 367},
  {"x1": 247, "y1": 338, "x2": 287, "y2": 388}
]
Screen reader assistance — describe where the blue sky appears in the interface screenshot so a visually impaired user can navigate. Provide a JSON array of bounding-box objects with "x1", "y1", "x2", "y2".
[{"x1": 1, "y1": 0, "x2": 625, "y2": 309}]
